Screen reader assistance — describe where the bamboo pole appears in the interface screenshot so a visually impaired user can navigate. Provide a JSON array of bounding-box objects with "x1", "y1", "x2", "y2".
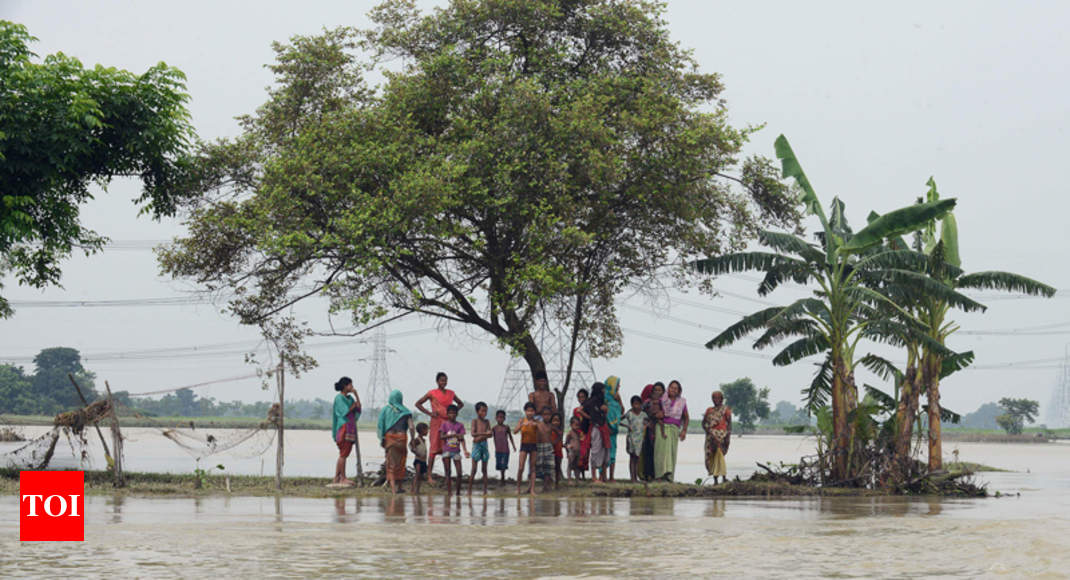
[
  {"x1": 104, "y1": 381, "x2": 125, "y2": 487},
  {"x1": 67, "y1": 373, "x2": 112, "y2": 464},
  {"x1": 275, "y1": 360, "x2": 284, "y2": 491},
  {"x1": 353, "y1": 391, "x2": 364, "y2": 486}
]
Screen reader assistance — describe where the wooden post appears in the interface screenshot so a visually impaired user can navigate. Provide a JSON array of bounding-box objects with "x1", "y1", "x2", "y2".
[
  {"x1": 67, "y1": 373, "x2": 112, "y2": 464},
  {"x1": 353, "y1": 391, "x2": 364, "y2": 486},
  {"x1": 104, "y1": 381, "x2": 125, "y2": 487},
  {"x1": 275, "y1": 360, "x2": 284, "y2": 491}
]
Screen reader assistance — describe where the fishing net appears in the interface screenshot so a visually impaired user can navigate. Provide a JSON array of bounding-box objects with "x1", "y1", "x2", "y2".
[
  {"x1": 0, "y1": 429, "x2": 61, "y2": 470},
  {"x1": 155, "y1": 402, "x2": 280, "y2": 461},
  {"x1": 160, "y1": 426, "x2": 277, "y2": 461}
]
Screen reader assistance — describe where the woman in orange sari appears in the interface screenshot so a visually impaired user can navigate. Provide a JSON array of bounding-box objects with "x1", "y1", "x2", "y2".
[
  {"x1": 378, "y1": 389, "x2": 414, "y2": 494},
  {"x1": 414, "y1": 371, "x2": 464, "y2": 481},
  {"x1": 702, "y1": 390, "x2": 732, "y2": 484}
]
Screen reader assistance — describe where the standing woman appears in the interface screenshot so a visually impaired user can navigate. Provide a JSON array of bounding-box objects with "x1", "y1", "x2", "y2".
[
  {"x1": 332, "y1": 377, "x2": 362, "y2": 486},
  {"x1": 414, "y1": 372, "x2": 464, "y2": 482},
  {"x1": 639, "y1": 383, "x2": 661, "y2": 481},
  {"x1": 604, "y1": 376, "x2": 624, "y2": 482},
  {"x1": 702, "y1": 390, "x2": 732, "y2": 484},
  {"x1": 584, "y1": 382, "x2": 611, "y2": 482},
  {"x1": 654, "y1": 380, "x2": 689, "y2": 482},
  {"x1": 378, "y1": 389, "x2": 415, "y2": 494}
]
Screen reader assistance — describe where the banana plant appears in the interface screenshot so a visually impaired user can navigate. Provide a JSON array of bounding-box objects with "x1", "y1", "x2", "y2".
[
  {"x1": 693, "y1": 135, "x2": 958, "y2": 483},
  {"x1": 907, "y1": 180, "x2": 1053, "y2": 471}
]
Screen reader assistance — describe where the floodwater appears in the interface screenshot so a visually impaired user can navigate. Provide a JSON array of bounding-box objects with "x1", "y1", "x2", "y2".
[{"x1": 2, "y1": 427, "x2": 1070, "y2": 578}]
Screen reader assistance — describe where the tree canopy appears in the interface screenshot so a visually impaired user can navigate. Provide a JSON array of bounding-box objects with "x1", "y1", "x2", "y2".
[
  {"x1": 159, "y1": 0, "x2": 798, "y2": 380},
  {"x1": 996, "y1": 397, "x2": 1039, "y2": 435},
  {"x1": 0, "y1": 21, "x2": 194, "y2": 317},
  {"x1": 719, "y1": 377, "x2": 770, "y2": 431}
]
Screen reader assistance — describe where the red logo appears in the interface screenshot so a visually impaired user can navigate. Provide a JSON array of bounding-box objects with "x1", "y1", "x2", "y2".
[{"x1": 20, "y1": 471, "x2": 84, "y2": 541}]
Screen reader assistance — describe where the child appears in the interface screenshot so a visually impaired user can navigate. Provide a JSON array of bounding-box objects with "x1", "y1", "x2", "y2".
[
  {"x1": 468, "y1": 401, "x2": 492, "y2": 495},
  {"x1": 644, "y1": 383, "x2": 666, "y2": 440},
  {"x1": 409, "y1": 422, "x2": 429, "y2": 494},
  {"x1": 572, "y1": 389, "x2": 590, "y2": 478},
  {"x1": 565, "y1": 416, "x2": 583, "y2": 480},
  {"x1": 550, "y1": 413, "x2": 564, "y2": 486},
  {"x1": 619, "y1": 396, "x2": 645, "y2": 483},
  {"x1": 513, "y1": 402, "x2": 538, "y2": 495},
  {"x1": 535, "y1": 406, "x2": 555, "y2": 491},
  {"x1": 439, "y1": 404, "x2": 468, "y2": 497},
  {"x1": 491, "y1": 409, "x2": 515, "y2": 486}
]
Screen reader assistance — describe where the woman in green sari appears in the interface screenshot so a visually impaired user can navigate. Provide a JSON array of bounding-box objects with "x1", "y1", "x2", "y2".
[
  {"x1": 332, "y1": 377, "x2": 362, "y2": 486},
  {"x1": 604, "y1": 376, "x2": 624, "y2": 481},
  {"x1": 653, "y1": 380, "x2": 688, "y2": 481}
]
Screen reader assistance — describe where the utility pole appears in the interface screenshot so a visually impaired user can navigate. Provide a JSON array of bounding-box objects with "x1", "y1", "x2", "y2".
[{"x1": 275, "y1": 359, "x2": 284, "y2": 491}]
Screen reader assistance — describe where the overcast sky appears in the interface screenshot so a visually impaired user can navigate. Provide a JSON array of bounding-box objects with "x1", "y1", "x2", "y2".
[{"x1": 3, "y1": 1, "x2": 1069, "y2": 424}]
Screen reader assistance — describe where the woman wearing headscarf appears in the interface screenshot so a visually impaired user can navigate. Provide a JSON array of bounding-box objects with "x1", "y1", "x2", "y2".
[
  {"x1": 604, "y1": 376, "x2": 624, "y2": 481},
  {"x1": 378, "y1": 389, "x2": 415, "y2": 494},
  {"x1": 654, "y1": 380, "x2": 689, "y2": 481},
  {"x1": 584, "y1": 382, "x2": 611, "y2": 482},
  {"x1": 332, "y1": 377, "x2": 362, "y2": 486}
]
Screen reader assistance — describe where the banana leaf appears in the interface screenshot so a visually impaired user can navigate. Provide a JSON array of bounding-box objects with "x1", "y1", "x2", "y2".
[{"x1": 841, "y1": 198, "x2": 956, "y2": 253}]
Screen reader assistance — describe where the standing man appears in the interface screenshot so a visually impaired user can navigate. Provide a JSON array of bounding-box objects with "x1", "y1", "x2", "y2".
[{"x1": 528, "y1": 370, "x2": 557, "y2": 421}]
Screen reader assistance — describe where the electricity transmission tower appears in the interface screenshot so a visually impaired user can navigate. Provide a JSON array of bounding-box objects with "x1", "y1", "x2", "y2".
[
  {"x1": 1047, "y1": 347, "x2": 1070, "y2": 428},
  {"x1": 495, "y1": 322, "x2": 598, "y2": 412},
  {"x1": 361, "y1": 327, "x2": 394, "y2": 410}
]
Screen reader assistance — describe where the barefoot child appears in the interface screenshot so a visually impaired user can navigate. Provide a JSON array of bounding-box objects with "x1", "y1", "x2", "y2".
[
  {"x1": 409, "y1": 422, "x2": 429, "y2": 494},
  {"x1": 565, "y1": 416, "x2": 583, "y2": 480},
  {"x1": 535, "y1": 407, "x2": 556, "y2": 492},
  {"x1": 619, "y1": 396, "x2": 645, "y2": 483},
  {"x1": 514, "y1": 402, "x2": 538, "y2": 495},
  {"x1": 550, "y1": 413, "x2": 564, "y2": 486},
  {"x1": 491, "y1": 410, "x2": 515, "y2": 486},
  {"x1": 440, "y1": 404, "x2": 468, "y2": 497},
  {"x1": 468, "y1": 402, "x2": 492, "y2": 495}
]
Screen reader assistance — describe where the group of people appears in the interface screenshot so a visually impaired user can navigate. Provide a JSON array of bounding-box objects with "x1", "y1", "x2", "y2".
[{"x1": 330, "y1": 371, "x2": 734, "y2": 495}]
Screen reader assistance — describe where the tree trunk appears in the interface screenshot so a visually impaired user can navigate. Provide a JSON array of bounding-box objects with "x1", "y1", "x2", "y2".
[
  {"x1": 925, "y1": 353, "x2": 943, "y2": 472},
  {"x1": 893, "y1": 365, "x2": 919, "y2": 478}
]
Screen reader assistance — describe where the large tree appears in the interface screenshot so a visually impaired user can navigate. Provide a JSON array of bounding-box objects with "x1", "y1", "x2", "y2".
[
  {"x1": 159, "y1": 1, "x2": 797, "y2": 386},
  {"x1": 0, "y1": 21, "x2": 194, "y2": 317}
]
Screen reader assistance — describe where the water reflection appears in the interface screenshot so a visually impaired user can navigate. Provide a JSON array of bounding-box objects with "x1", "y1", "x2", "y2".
[{"x1": 108, "y1": 493, "x2": 124, "y2": 524}]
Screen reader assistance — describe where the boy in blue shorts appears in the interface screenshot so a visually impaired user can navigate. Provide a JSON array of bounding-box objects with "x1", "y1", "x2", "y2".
[
  {"x1": 491, "y1": 409, "x2": 515, "y2": 487},
  {"x1": 468, "y1": 401, "x2": 492, "y2": 495}
]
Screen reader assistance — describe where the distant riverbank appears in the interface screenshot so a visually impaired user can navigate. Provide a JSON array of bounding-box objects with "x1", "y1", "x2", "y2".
[{"x1": 2, "y1": 414, "x2": 1066, "y2": 441}]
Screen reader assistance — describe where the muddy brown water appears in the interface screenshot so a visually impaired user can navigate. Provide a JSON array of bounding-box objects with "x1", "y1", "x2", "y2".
[{"x1": 2, "y1": 426, "x2": 1069, "y2": 577}]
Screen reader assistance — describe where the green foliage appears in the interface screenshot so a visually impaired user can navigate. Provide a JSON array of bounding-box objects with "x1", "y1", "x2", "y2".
[
  {"x1": 996, "y1": 397, "x2": 1039, "y2": 435},
  {"x1": 0, "y1": 21, "x2": 194, "y2": 317},
  {"x1": 158, "y1": 1, "x2": 797, "y2": 379},
  {"x1": 959, "y1": 402, "x2": 1003, "y2": 430},
  {"x1": 719, "y1": 377, "x2": 770, "y2": 431}
]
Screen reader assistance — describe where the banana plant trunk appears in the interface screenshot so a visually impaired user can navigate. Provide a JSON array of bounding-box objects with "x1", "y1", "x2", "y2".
[
  {"x1": 925, "y1": 352, "x2": 944, "y2": 472},
  {"x1": 830, "y1": 355, "x2": 854, "y2": 482},
  {"x1": 893, "y1": 365, "x2": 920, "y2": 478}
]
